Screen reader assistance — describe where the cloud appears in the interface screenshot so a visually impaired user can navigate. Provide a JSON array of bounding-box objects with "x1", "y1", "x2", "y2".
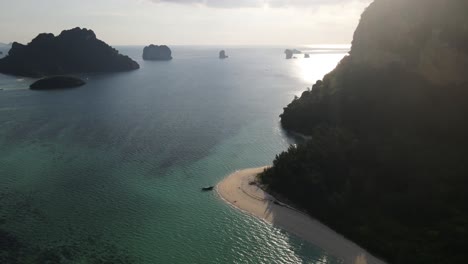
[{"x1": 150, "y1": 0, "x2": 369, "y2": 8}]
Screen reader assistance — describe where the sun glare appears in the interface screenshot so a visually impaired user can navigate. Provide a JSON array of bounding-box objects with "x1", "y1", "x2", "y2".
[{"x1": 295, "y1": 53, "x2": 348, "y2": 84}]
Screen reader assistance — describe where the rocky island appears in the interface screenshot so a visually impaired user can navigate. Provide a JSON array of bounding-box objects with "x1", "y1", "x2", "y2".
[
  {"x1": 0, "y1": 28, "x2": 139, "y2": 77},
  {"x1": 142, "y1": 45, "x2": 173, "y2": 61},
  {"x1": 30, "y1": 76, "x2": 86, "y2": 90},
  {"x1": 284, "y1": 49, "x2": 301, "y2": 59},
  {"x1": 219, "y1": 50, "x2": 228, "y2": 59}
]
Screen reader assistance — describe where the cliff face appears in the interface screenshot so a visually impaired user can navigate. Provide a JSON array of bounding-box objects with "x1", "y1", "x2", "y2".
[
  {"x1": 264, "y1": 1, "x2": 468, "y2": 263},
  {"x1": 351, "y1": 0, "x2": 468, "y2": 85},
  {"x1": 142, "y1": 45, "x2": 172, "y2": 61},
  {"x1": 219, "y1": 50, "x2": 228, "y2": 59},
  {"x1": 281, "y1": 0, "x2": 468, "y2": 134},
  {"x1": 0, "y1": 27, "x2": 140, "y2": 77}
]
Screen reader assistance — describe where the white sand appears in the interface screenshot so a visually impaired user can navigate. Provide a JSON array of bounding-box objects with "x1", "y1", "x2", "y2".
[{"x1": 216, "y1": 167, "x2": 387, "y2": 264}]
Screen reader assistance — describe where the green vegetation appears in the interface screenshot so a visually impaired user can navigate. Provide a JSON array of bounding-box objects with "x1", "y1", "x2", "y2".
[{"x1": 261, "y1": 0, "x2": 468, "y2": 263}]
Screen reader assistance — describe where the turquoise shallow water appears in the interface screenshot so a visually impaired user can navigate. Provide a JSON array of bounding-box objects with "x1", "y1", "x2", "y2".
[{"x1": 0, "y1": 46, "x2": 347, "y2": 263}]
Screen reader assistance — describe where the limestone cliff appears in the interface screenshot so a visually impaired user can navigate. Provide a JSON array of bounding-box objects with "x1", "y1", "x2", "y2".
[
  {"x1": 282, "y1": 0, "x2": 468, "y2": 134},
  {"x1": 142, "y1": 45, "x2": 172, "y2": 61},
  {"x1": 264, "y1": 1, "x2": 468, "y2": 263},
  {"x1": 0, "y1": 27, "x2": 140, "y2": 77},
  {"x1": 350, "y1": 0, "x2": 468, "y2": 85}
]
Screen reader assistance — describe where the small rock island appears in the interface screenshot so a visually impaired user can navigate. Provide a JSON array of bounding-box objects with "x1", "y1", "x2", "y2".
[
  {"x1": 219, "y1": 50, "x2": 229, "y2": 59},
  {"x1": 142, "y1": 45, "x2": 173, "y2": 61},
  {"x1": 0, "y1": 27, "x2": 139, "y2": 77},
  {"x1": 30, "y1": 76, "x2": 86, "y2": 90},
  {"x1": 304, "y1": 53, "x2": 310, "y2": 58},
  {"x1": 285, "y1": 49, "x2": 302, "y2": 59}
]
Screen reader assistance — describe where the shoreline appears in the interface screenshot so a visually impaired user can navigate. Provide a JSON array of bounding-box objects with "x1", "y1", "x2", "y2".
[{"x1": 216, "y1": 167, "x2": 386, "y2": 264}]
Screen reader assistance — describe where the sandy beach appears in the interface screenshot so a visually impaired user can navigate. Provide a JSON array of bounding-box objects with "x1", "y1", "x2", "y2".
[{"x1": 216, "y1": 167, "x2": 387, "y2": 264}]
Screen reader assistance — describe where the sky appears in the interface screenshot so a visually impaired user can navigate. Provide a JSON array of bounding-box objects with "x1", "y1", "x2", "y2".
[{"x1": 0, "y1": 0, "x2": 371, "y2": 45}]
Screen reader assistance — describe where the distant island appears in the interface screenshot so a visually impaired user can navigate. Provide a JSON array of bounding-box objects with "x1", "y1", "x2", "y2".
[
  {"x1": 284, "y1": 49, "x2": 301, "y2": 59},
  {"x1": 304, "y1": 53, "x2": 310, "y2": 58},
  {"x1": 0, "y1": 28, "x2": 139, "y2": 78},
  {"x1": 259, "y1": 0, "x2": 468, "y2": 263},
  {"x1": 143, "y1": 45, "x2": 172, "y2": 61},
  {"x1": 219, "y1": 50, "x2": 229, "y2": 59},
  {"x1": 30, "y1": 76, "x2": 85, "y2": 90}
]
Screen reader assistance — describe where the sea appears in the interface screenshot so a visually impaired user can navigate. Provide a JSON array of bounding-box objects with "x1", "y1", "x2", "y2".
[{"x1": 0, "y1": 46, "x2": 348, "y2": 263}]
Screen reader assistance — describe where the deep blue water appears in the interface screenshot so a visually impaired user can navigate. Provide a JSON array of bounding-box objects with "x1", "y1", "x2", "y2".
[{"x1": 0, "y1": 46, "x2": 348, "y2": 263}]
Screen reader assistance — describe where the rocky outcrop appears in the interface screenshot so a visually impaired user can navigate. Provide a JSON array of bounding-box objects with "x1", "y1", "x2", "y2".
[
  {"x1": 271, "y1": 1, "x2": 468, "y2": 262},
  {"x1": 219, "y1": 50, "x2": 228, "y2": 59},
  {"x1": 285, "y1": 49, "x2": 301, "y2": 59},
  {"x1": 142, "y1": 45, "x2": 172, "y2": 61},
  {"x1": 304, "y1": 53, "x2": 310, "y2": 58},
  {"x1": 0, "y1": 28, "x2": 139, "y2": 77},
  {"x1": 30, "y1": 76, "x2": 86, "y2": 90},
  {"x1": 282, "y1": 0, "x2": 468, "y2": 134},
  {"x1": 350, "y1": 0, "x2": 468, "y2": 85}
]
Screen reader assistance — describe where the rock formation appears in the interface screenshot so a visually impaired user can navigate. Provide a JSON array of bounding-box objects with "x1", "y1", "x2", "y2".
[
  {"x1": 219, "y1": 50, "x2": 228, "y2": 59},
  {"x1": 350, "y1": 0, "x2": 468, "y2": 85},
  {"x1": 265, "y1": 0, "x2": 468, "y2": 263},
  {"x1": 284, "y1": 49, "x2": 293, "y2": 59},
  {"x1": 0, "y1": 27, "x2": 139, "y2": 77},
  {"x1": 285, "y1": 49, "x2": 302, "y2": 59},
  {"x1": 142, "y1": 45, "x2": 173, "y2": 61}
]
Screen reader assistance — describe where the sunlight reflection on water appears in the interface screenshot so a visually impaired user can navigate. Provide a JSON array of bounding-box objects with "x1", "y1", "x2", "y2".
[{"x1": 294, "y1": 52, "x2": 348, "y2": 85}]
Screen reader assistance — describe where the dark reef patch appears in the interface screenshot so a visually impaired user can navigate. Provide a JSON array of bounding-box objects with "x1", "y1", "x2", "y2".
[{"x1": 0, "y1": 191, "x2": 139, "y2": 264}]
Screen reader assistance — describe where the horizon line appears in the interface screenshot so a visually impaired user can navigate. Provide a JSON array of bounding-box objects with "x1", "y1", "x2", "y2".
[{"x1": 110, "y1": 43, "x2": 352, "y2": 47}]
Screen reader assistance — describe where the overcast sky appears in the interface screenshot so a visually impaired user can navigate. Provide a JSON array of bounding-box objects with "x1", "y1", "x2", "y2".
[{"x1": 0, "y1": 0, "x2": 371, "y2": 45}]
